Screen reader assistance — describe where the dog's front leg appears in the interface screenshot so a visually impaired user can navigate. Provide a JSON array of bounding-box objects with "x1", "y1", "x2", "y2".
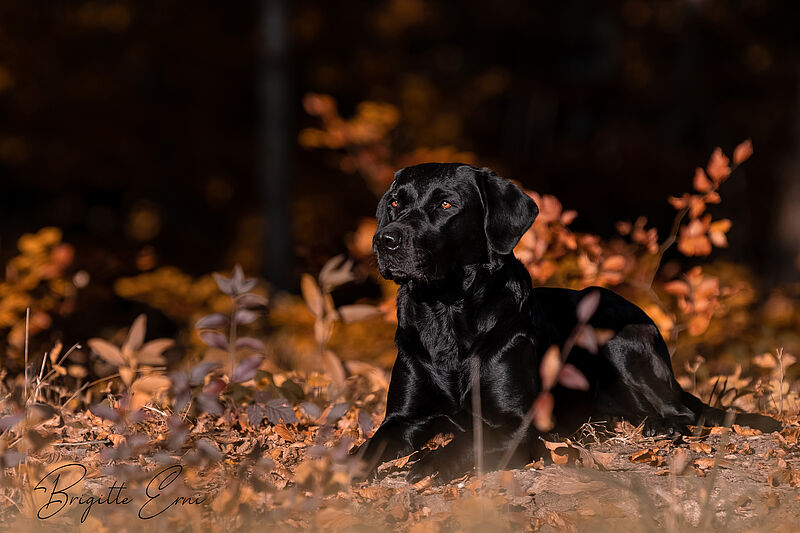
[
  {"x1": 407, "y1": 420, "x2": 539, "y2": 482},
  {"x1": 351, "y1": 414, "x2": 418, "y2": 476},
  {"x1": 351, "y1": 354, "x2": 450, "y2": 478}
]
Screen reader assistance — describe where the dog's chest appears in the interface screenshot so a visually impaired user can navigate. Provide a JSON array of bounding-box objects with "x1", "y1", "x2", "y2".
[
  {"x1": 416, "y1": 301, "x2": 469, "y2": 356},
  {"x1": 402, "y1": 300, "x2": 477, "y2": 399}
]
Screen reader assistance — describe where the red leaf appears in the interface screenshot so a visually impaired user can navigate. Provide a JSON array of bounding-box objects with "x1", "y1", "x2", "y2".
[
  {"x1": 231, "y1": 355, "x2": 264, "y2": 383},
  {"x1": 558, "y1": 364, "x2": 590, "y2": 391},
  {"x1": 195, "y1": 313, "x2": 228, "y2": 330},
  {"x1": 576, "y1": 290, "x2": 601, "y2": 323},
  {"x1": 199, "y1": 331, "x2": 229, "y2": 350}
]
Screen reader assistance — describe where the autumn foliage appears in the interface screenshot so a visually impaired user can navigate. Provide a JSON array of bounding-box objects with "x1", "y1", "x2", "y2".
[{"x1": 0, "y1": 96, "x2": 798, "y2": 531}]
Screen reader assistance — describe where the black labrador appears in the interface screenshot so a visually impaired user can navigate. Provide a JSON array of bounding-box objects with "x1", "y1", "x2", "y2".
[{"x1": 354, "y1": 163, "x2": 780, "y2": 482}]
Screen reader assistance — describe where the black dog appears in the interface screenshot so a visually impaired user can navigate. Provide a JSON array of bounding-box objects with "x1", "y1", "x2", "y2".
[{"x1": 354, "y1": 163, "x2": 780, "y2": 482}]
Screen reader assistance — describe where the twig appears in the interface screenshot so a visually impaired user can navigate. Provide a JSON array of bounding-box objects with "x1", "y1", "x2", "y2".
[
  {"x1": 30, "y1": 348, "x2": 48, "y2": 405},
  {"x1": 52, "y1": 439, "x2": 111, "y2": 447},
  {"x1": 39, "y1": 342, "x2": 83, "y2": 384},
  {"x1": 470, "y1": 356, "x2": 484, "y2": 476},
  {"x1": 60, "y1": 367, "x2": 165, "y2": 411},
  {"x1": 776, "y1": 347, "x2": 785, "y2": 416},
  {"x1": 0, "y1": 492, "x2": 22, "y2": 514},
  {"x1": 645, "y1": 206, "x2": 689, "y2": 288},
  {"x1": 142, "y1": 404, "x2": 169, "y2": 417},
  {"x1": 24, "y1": 307, "x2": 30, "y2": 402},
  {"x1": 229, "y1": 299, "x2": 238, "y2": 381}
]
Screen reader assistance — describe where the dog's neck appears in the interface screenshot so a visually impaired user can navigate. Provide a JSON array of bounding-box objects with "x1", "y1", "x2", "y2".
[
  {"x1": 394, "y1": 255, "x2": 534, "y2": 371},
  {"x1": 397, "y1": 255, "x2": 533, "y2": 344},
  {"x1": 403, "y1": 255, "x2": 530, "y2": 303}
]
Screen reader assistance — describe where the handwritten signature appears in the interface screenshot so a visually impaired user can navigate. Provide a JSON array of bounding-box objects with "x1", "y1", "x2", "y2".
[{"x1": 33, "y1": 463, "x2": 207, "y2": 522}]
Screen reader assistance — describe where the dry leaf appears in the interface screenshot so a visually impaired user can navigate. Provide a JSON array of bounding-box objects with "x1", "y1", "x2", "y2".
[
  {"x1": 131, "y1": 374, "x2": 171, "y2": 394},
  {"x1": 137, "y1": 338, "x2": 174, "y2": 365},
  {"x1": 88, "y1": 338, "x2": 126, "y2": 367},
  {"x1": 689, "y1": 442, "x2": 712, "y2": 454},
  {"x1": 274, "y1": 424, "x2": 295, "y2": 442},
  {"x1": 301, "y1": 274, "x2": 325, "y2": 318},
  {"x1": 733, "y1": 424, "x2": 761, "y2": 436},
  {"x1": 123, "y1": 314, "x2": 147, "y2": 357},
  {"x1": 322, "y1": 350, "x2": 347, "y2": 390}
]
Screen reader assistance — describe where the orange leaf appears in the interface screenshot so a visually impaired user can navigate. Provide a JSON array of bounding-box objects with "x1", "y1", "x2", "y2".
[
  {"x1": 687, "y1": 314, "x2": 711, "y2": 336},
  {"x1": 706, "y1": 148, "x2": 731, "y2": 183},
  {"x1": 274, "y1": 424, "x2": 295, "y2": 442},
  {"x1": 540, "y1": 346, "x2": 561, "y2": 390},
  {"x1": 601, "y1": 255, "x2": 626, "y2": 271},
  {"x1": 663, "y1": 280, "x2": 689, "y2": 297},
  {"x1": 693, "y1": 168, "x2": 712, "y2": 193},
  {"x1": 533, "y1": 392, "x2": 555, "y2": 432},
  {"x1": 733, "y1": 139, "x2": 753, "y2": 165},
  {"x1": 708, "y1": 218, "x2": 731, "y2": 249},
  {"x1": 678, "y1": 221, "x2": 712, "y2": 256},
  {"x1": 668, "y1": 194, "x2": 689, "y2": 210},
  {"x1": 689, "y1": 196, "x2": 707, "y2": 218},
  {"x1": 689, "y1": 442, "x2": 712, "y2": 454},
  {"x1": 732, "y1": 424, "x2": 761, "y2": 436}
]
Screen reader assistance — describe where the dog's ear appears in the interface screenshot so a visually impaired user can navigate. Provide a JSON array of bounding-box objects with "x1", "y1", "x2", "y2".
[{"x1": 469, "y1": 166, "x2": 538, "y2": 255}]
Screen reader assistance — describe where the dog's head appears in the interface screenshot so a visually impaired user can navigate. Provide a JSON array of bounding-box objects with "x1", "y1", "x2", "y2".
[{"x1": 373, "y1": 163, "x2": 539, "y2": 283}]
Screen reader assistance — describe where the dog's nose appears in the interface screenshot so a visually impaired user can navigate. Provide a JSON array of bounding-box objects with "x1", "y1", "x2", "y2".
[{"x1": 380, "y1": 230, "x2": 402, "y2": 251}]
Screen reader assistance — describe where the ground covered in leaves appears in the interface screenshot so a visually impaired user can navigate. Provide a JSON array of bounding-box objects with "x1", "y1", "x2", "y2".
[
  {"x1": 2, "y1": 141, "x2": 800, "y2": 531},
  {"x1": 4, "y1": 403, "x2": 799, "y2": 532}
]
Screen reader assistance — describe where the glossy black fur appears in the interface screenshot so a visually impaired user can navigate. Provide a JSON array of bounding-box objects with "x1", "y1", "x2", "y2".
[{"x1": 354, "y1": 163, "x2": 781, "y2": 482}]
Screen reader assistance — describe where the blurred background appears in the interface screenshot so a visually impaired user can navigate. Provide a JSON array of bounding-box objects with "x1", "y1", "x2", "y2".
[{"x1": 0, "y1": 0, "x2": 798, "y2": 354}]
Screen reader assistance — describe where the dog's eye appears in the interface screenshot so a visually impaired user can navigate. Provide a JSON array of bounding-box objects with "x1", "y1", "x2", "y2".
[
  {"x1": 391, "y1": 200, "x2": 398, "y2": 208},
  {"x1": 441, "y1": 201, "x2": 452, "y2": 209}
]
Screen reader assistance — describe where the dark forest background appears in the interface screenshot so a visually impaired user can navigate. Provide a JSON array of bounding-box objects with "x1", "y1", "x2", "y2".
[{"x1": 0, "y1": 0, "x2": 798, "y2": 302}]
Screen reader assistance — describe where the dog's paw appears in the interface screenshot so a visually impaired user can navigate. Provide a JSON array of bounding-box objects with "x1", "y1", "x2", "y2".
[
  {"x1": 406, "y1": 450, "x2": 468, "y2": 484},
  {"x1": 407, "y1": 457, "x2": 439, "y2": 484},
  {"x1": 642, "y1": 418, "x2": 689, "y2": 438}
]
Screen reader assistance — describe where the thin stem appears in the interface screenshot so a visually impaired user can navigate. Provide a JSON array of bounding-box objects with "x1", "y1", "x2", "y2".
[
  {"x1": 777, "y1": 347, "x2": 784, "y2": 416},
  {"x1": 470, "y1": 356, "x2": 484, "y2": 476},
  {"x1": 646, "y1": 206, "x2": 689, "y2": 288},
  {"x1": 60, "y1": 367, "x2": 165, "y2": 411},
  {"x1": 52, "y1": 439, "x2": 111, "y2": 447},
  {"x1": 229, "y1": 299, "x2": 238, "y2": 381},
  {"x1": 39, "y1": 343, "x2": 83, "y2": 384},
  {"x1": 24, "y1": 308, "x2": 30, "y2": 402}
]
